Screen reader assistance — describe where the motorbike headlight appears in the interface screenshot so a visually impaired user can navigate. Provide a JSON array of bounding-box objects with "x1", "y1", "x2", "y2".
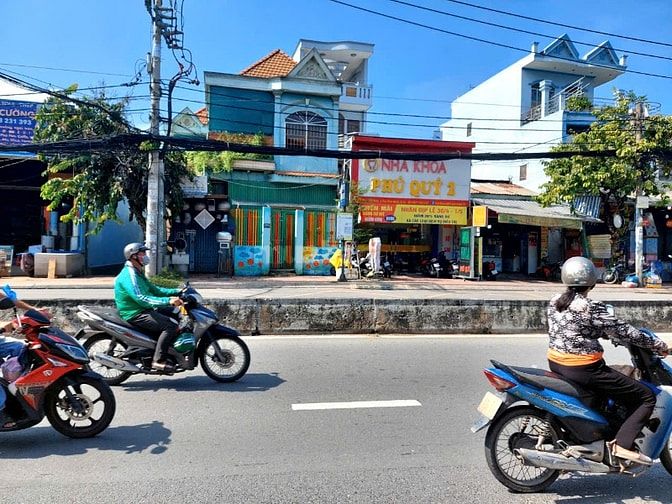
[{"x1": 55, "y1": 343, "x2": 90, "y2": 364}]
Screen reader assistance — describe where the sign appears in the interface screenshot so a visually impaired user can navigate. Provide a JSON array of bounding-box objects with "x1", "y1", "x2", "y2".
[
  {"x1": 194, "y1": 209, "x2": 215, "y2": 229},
  {"x1": 336, "y1": 213, "x2": 353, "y2": 240},
  {"x1": 588, "y1": 234, "x2": 612, "y2": 259},
  {"x1": 497, "y1": 213, "x2": 582, "y2": 230},
  {"x1": 181, "y1": 175, "x2": 208, "y2": 197},
  {"x1": 472, "y1": 206, "x2": 488, "y2": 227},
  {"x1": 636, "y1": 196, "x2": 649, "y2": 209},
  {"x1": 0, "y1": 100, "x2": 39, "y2": 156},
  {"x1": 353, "y1": 158, "x2": 470, "y2": 205},
  {"x1": 359, "y1": 201, "x2": 467, "y2": 225}
]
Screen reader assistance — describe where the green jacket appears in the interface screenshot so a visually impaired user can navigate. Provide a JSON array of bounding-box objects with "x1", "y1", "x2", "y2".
[{"x1": 114, "y1": 262, "x2": 181, "y2": 320}]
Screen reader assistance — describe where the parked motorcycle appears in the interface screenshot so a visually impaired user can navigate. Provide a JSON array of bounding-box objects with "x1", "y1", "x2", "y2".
[
  {"x1": 0, "y1": 296, "x2": 116, "y2": 438},
  {"x1": 536, "y1": 257, "x2": 562, "y2": 281},
  {"x1": 482, "y1": 261, "x2": 499, "y2": 281},
  {"x1": 602, "y1": 261, "x2": 627, "y2": 284},
  {"x1": 75, "y1": 284, "x2": 250, "y2": 385},
  {"x1": 472, "y1": 313, "x2": 672, "y2": 493},
  {"x1": 437, "y1": 251, "x2": 458, "y2": 279}
]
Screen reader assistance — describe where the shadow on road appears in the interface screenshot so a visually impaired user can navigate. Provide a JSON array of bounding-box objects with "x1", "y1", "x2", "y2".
[
  {"x1": 0, "y1": 420, "x2": 172, "y2": 458},
  {"x1": 119, "y1": 372, "x2": 285, "y2": 393},
  {"x1": 539, "y1": 468, "x2": 672, "y2": 503}
]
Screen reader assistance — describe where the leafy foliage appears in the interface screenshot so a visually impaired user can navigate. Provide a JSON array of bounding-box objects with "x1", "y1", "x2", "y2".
[
  {"x1": 539, "y1": 90, "x2": 672, "y2": 256},
  {"x1": 185, "y1": 132, "x2": 271, "y2": 174},
  {"x1": 34, "y1": 88, "x2": 189, "y2": 234}
]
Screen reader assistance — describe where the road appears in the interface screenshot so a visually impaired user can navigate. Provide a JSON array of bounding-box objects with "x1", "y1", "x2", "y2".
[{"x1": 1, "y1": 335, "x2": 670, "y2": 504}]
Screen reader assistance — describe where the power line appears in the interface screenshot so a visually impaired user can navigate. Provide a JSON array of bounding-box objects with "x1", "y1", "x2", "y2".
[
  {"x1": 386, "y1": 0, "x2": 672, "y2": 62},
  {"x1": 440, "y1": 0, "x2": 672, "y2": 48},
  {"x1": 328, "y1": 0, "x2": 672, "y2": 80},
  {"x1": 5, "y1": 132, "x2": 666, "y2": 163}
]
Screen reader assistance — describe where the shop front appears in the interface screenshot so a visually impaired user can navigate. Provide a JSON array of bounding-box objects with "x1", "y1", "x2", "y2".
[
  {"x1": 348, "y1": 135, "x2": 474, "y2": 272},
  {"x1": 471, "y1": 196, "x2": 600, "y2": 278}
]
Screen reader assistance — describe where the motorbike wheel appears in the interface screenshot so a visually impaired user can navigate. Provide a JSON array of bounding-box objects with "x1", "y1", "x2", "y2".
[
  {"x1": 602, "y1": 270, "x2": 619, "y2": 284},
  {"x1": 484, "y1": 407, "x2": 560, "y2": 493},
  {"x1": 200, "y1": 335, "x2": 250, "y2": 383},
  {"x1": 83, "y1": 334, "x2": 133, "y2": 386},
  {"x1": 45, "y1": 375, "x2": 116, "y2": 438},
  {"x1": 659, "y1": 436, "x2": 672, "y2": 476}
]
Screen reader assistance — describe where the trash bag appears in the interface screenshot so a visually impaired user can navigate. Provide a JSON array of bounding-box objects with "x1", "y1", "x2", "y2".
[{"x1": 1, "y1": 356, "x2": 23, "y2": 382}]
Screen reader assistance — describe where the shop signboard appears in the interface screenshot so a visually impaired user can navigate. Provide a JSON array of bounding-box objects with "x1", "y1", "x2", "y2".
[
  {"x1": 0, "y1": 99, "x2": 39, "y2": 157},
  {"x1": 588, "y1": 234, "x2": 611, "y2": 259},
  {"x1": 358, "y1": 200, "x2": 467, "y2": 225},
  {"x1": 352, "y1": 157, "x2": 470, "y2": 225},
  {"x1": 336, "y1": 213, "x2": 353, "y2": 240}
]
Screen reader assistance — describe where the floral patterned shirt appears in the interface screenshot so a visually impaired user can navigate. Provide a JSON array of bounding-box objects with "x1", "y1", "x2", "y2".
[{"x1": 547, "y1": 292, "x2": 668, "y2": 360}]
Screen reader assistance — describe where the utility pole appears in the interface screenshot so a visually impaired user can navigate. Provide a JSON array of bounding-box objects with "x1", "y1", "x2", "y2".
[
  {"x1": 146, "y1": 0, "x2": 166, "y2": 277},
  {"x1": 633, "y1": 100, "x2": 646, "y2": 286}
]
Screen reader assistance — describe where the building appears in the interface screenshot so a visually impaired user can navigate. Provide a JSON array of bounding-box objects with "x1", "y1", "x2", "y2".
[
  {"x1": 174, "y1": 39, "x2": 374, "y2": 275},
  {"x1": 439, "y1": 34, "x2": 626, "y2": 192}
]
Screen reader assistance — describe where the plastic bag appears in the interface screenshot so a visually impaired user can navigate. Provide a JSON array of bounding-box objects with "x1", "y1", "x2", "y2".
[{"x1": 1, "y1": 356, "x2": 23, "y2": 382}]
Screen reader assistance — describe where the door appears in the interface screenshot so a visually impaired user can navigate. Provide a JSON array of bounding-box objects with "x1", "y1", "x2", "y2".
[{"x1": 271, "y1": 209, "x2": 294, "y2": 270}]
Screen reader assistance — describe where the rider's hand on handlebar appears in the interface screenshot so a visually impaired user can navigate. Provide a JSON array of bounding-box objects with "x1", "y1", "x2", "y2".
[
  {"x1": 169, "y1": 297, "x2": 183, "y2": 307},
  {"x1": 659, "y1": 349, "x2": 669, "y2": 358}
]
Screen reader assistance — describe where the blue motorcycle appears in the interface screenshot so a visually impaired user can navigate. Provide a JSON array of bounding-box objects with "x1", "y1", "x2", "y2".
[{"x1": 472, "y1": 327, "x2": 672, "y2": 493}]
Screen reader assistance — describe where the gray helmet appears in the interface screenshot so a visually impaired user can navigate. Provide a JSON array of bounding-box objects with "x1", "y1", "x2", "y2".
[
  {"x1": 561, "y1": 256, "x2": 597, "y2": 287},
  {"x1": 123, "y1": 242, "x2": 149, "y2": 260}
]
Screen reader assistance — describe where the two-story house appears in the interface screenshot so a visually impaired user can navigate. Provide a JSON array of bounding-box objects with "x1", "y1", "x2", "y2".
[{"x1": 174, "y1": 39, "x2": 373, "y2": 276}]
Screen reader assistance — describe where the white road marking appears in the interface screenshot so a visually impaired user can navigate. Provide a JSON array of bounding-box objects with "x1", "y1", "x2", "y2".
[{"x1": 292, "y1": 399, "x2": 422, "y2": 411}]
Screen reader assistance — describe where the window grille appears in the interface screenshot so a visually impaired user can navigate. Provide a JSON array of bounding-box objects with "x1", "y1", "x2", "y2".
[{"x1": 286, "y1": 111, "x2": 327, "y2": 150}]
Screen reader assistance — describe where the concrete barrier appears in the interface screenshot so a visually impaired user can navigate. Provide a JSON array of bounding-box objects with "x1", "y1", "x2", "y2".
[{"x1": 37, "y1": 298, "x2": 672, "y2": 335}]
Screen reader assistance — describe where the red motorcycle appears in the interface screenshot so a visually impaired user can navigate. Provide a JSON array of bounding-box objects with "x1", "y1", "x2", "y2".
[{"x1": 0, "y1": 303, "x2": 116, "y2": 438}]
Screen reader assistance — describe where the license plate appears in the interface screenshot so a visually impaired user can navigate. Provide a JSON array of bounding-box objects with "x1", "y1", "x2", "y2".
[
  {"x1": 384, "y1": 262, "x2": 390, "y2": 267},
  {"x1": 477, "y1": 391, "x2": 504, "y2": 420},
  {"x1": 433, "y1": 263, "x2": 441, "y2": 269}
]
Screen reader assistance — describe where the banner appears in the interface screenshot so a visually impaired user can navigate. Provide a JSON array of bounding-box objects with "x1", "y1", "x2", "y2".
[{"x1": 359, "y1": 201, "x2": 467, "y2": 225}]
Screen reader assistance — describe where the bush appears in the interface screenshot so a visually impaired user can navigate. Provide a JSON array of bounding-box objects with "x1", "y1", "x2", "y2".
[{"x1": 150, "y1": 268, "x2": 183, "y2": 289}]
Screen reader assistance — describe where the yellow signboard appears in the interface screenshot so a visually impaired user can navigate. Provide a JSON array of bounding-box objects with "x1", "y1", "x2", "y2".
[
  {"x1": 473, "y1": 206, "x2": 488, "y2": 227},
  {"x1": 360, "y1": 202, "x2": 467, "y2": 225}
]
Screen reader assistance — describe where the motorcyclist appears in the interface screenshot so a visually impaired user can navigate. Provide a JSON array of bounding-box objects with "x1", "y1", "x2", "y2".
[
  {"x1": 114, "y1": 243, "x2": 183, "y2": 372},
  {"x1": 547, "y1": 256, "x2": 669, "y2": 465},
  {"x1": 0, "y1": 287, "x2": 51, "y2": 427}
]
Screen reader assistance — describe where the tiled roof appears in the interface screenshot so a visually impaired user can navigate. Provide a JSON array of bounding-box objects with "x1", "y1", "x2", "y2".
[
  {"x1": 240, "y1": 49, "x2": 297, "y2": 78},
  {"x1": 470, "y1": 180, "x2": 537, "y2": 196},
  {"x1": 195, "y1": 107, "x2": 208, "y2": 125}
]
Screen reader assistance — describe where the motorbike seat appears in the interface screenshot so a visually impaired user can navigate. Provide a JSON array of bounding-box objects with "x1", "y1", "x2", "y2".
[
  {"x1": 491, "y1": 360, "x2": 594, "y2": 400},
  {"x1": 80, "y1": 306, "x2": 137, "y2": 330}
]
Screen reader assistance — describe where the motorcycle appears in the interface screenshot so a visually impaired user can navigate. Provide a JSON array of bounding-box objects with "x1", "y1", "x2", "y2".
[
  {"x1": 482, "y1": 261, "x2": 499, "y2": 281},
  {"x1": 536, "y1": 257, "x2": 562, "y2": 281},
  {"x1": 437, "y1": 251, "x2": 457, "y2": 279},
  {"x1": 75, "y1": 284, "x2": 250, "y2": 385},
  {"x1": 602, "y1": 261, "x2": 627, "y2": 284},
  {"x1": 472, "y1": 314, "x2": 672, "y2": 493},
  {"x1": 0, "y1": 296, "x2": 116, "y2": 438}
]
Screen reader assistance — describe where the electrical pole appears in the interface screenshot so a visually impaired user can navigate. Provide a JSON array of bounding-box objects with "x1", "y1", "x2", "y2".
[
  {"x1": 633, "y1": 100, "x2": 646, "y2": 286},
  {"x1": 146, "y1": 0, "x2": 165, "y2": 277}
]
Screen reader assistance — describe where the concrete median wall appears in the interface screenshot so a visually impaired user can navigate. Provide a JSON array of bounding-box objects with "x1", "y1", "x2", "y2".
[{"x1": 41, "y1": 298, "x2": 672, "y2": 335}]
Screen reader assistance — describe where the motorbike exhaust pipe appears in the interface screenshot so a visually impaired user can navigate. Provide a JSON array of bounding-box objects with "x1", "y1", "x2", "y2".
[
  {"x1": 515, "y1": 448, "x2": 611, "y2": 473},
  {"x1": 92, "y1": 353, "x2": 141, "y2": 373}
]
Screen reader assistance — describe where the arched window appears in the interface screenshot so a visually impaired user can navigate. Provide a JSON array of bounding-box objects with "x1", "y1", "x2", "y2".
[{"x1": 285, "y1": 111, "x2": 327, "y2": 150}]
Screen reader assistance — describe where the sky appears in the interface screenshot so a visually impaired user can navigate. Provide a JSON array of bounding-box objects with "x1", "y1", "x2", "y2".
[{"x1": 1, "y1": 0, "x2": 671, "y2": 144}]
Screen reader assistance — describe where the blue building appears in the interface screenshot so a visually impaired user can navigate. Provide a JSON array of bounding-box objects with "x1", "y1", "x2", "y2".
[{"x1": 177, "y1": 39, "x2": 374, "y2": 276}]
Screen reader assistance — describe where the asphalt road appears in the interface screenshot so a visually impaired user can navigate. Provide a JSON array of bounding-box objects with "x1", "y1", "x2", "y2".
[{"x1": 1, "y1": 335, "x2": 671, "y2": 504}]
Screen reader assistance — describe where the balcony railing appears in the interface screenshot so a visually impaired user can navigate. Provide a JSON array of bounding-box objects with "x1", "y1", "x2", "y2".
[{"x1": 340, "y1": 83, "x2": 372, "y2": 109}]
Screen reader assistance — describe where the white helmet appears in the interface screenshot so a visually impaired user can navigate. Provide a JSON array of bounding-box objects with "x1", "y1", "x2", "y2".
[
  {"x1": 561, "y1": 256, "x2": 597, "y2": 287},
  {"x1": 123, "y1": 242, "x2": 149, "y2": 260}
]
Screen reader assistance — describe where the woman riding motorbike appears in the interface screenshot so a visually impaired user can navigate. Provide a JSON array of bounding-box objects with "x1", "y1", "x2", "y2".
[{"x1": 547, "y1": 256, "x2": 669, "y2": 465}]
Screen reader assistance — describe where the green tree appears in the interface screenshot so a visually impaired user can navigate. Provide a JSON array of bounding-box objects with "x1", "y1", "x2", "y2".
[
  {"x1": 538, "y1": 90, "x2": 672, "y2": 258},
  {"x1": 185, "y1": 131, "x2": 271, "y2": 174},
  {"x1": 34, "y1": 87, "x2": 188, "y2": 234}
]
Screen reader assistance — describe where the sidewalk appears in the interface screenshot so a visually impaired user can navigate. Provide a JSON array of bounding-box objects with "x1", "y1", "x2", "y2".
[{"x1": 5, "y1": 271, "x2": 672, "y2": 302}]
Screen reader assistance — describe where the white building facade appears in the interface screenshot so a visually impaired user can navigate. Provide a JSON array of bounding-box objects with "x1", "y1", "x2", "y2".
[{"x1": 440, "y1": 35, "x2": 627, "y2": 192}]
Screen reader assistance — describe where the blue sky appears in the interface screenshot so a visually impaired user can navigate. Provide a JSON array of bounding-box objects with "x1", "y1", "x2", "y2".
[{"x1": 2, "y1": 0, "x2": 670, "y2": 142}]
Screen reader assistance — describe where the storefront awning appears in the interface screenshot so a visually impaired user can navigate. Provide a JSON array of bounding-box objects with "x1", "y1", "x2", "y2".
[{"x1": 472, "y1": 198, "x2": 602, "y2": 230}]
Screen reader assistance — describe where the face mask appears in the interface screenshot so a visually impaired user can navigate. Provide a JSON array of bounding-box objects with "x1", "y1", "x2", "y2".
[{"x1": 141, "y1": 254, "x2": 151, "y2": 266}]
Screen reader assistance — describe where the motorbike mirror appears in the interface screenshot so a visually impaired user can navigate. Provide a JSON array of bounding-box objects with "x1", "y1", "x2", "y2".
[{"x1": 605, "y1": 304, "x2": 615, "y2": 317}]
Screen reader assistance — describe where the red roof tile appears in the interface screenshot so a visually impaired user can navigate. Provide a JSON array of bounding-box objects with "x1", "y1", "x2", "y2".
[
  {"x1": 470, "y1": 181, "x2": 537, "y2": 196},
  {"x1": 240, "y1": 49, "x2": 297, "y2": 78},
  {"x1": 195, "y1": 107, "x2": 208, "y2": 125}
]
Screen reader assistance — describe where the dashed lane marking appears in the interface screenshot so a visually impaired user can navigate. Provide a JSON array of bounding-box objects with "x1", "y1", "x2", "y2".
[{"x1": 291, "y1": 400, "x2": 422, "y2": 411}]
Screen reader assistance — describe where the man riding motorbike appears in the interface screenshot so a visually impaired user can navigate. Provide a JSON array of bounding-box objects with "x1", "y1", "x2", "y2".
[
  {"x1": 547, "y1": 256, "x2": 669, "y2": 465},
  {"x1": 0, "y1": 287, "x2": 51, "y2": 427},
  {"x1": 114, "y1": 243, "x2": 183, "y2": 372}
]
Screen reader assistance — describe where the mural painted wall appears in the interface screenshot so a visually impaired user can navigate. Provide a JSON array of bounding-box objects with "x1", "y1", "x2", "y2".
[
  {"x1": 302, "y1": 246, "x2": 338, "y2": 275},
  {"x1": 234, "y1": 246, "x2": 265, "y2": 276}
]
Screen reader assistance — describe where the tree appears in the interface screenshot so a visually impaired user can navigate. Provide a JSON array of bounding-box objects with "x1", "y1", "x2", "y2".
[
  {"x1": 34, "y1": 87, "x2": 188, "y2": 234},
  {"x1": 538, "y1": 90, "x2": 672, "y2": 259}
]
